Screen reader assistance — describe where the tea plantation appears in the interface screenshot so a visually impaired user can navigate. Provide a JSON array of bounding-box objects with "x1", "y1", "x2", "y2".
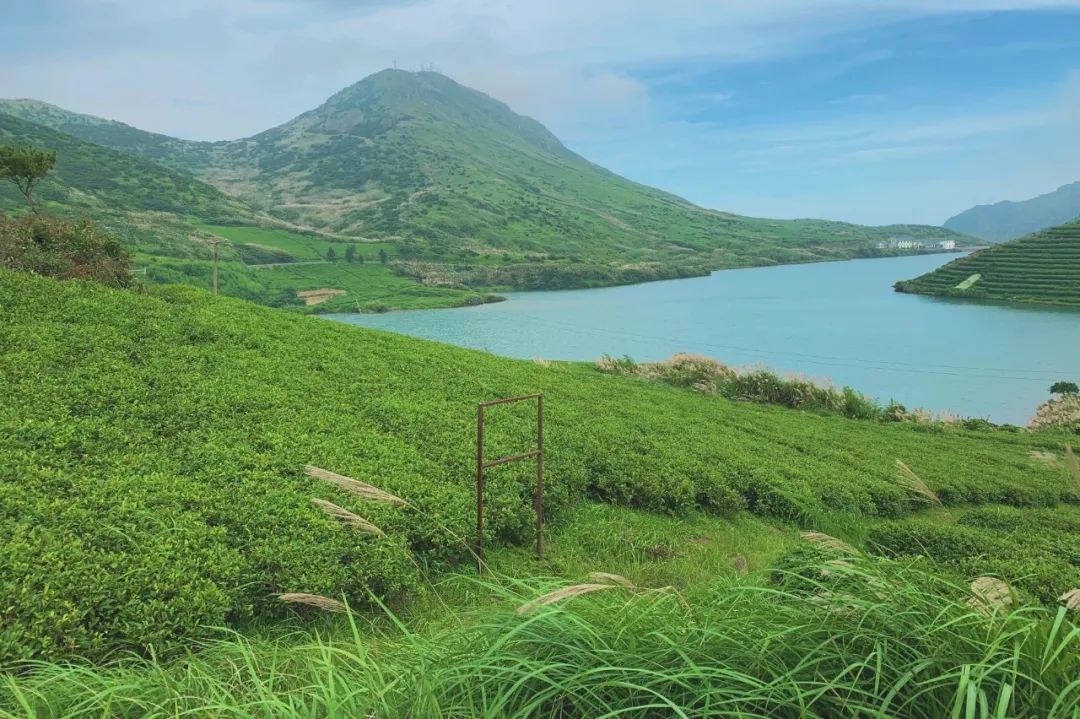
[
  {"x1": 896, "y1": 218, "x2": 1080, "y2": 306},
  {"x1": 0, "y1": 269, "x2": 1077, "y2": 663}
]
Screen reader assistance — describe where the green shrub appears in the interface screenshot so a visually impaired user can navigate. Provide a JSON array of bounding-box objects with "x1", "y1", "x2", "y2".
[
  {"x1": 868, "y1": 509, "x2": 1080, "y2": 605},
  {"x1": 0, "y1": 213, "x2": 131, "y2": 287}
]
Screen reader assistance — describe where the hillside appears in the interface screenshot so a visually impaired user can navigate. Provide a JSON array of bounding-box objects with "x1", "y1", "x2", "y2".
[
  {"x1": 1, "y1": 70, "x2": 966, "y2": 299},
  {"x1": 896, "y1": 218, "x2": 1080, "y2": 306},
  {"x1": 2, "y1": 267, "x2": 1077, "y2": 665},
  {"x1": 945, "y1": 181, "x2": 1080, "y2": 242},
  {"x1": 0, "y1": 112, "x2": 252, "y2": 257}
]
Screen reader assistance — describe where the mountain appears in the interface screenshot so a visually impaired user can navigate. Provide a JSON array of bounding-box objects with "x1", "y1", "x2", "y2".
[
  {"x1": 896, "y1": 218, "x2": 1080, "y2": 306},
  {"x1": 0, "y1": 111, "x2": 253, "y2": 257},
  {"x1": 1, "y1": 70, "x2": 966, "y2": 299},
  {"x1": 944, "y1": 181, "x2": 1080, "y2": 243}
]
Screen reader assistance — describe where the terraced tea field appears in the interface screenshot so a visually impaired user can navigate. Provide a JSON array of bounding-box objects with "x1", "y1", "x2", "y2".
[{"x1": 896, "y1": 218, "x2": 1080, "y2": 306}]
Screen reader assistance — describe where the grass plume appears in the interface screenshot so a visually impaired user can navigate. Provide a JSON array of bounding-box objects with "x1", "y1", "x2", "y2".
[
  {"x1": 276, "y1": 593, "x2": 347, "y2": 613},
  {"x1": 310, "y1": 498, "x2": 384, "y2": 536},
  {"x1": 968, "y1": 576, "x2": 1013, "y2": 615},
  {"x1": 895, "y1": 459, "x2": 942, "y2": 504},
  {"x1": 517, "y1": 583, "x2": 620, "y2": 614},
  {"x1": 800, "y1": 531, "x2": 857, "y2": 554},
  {"x1": 305, "y1": 465, "x2": 408, "y2": 506}
]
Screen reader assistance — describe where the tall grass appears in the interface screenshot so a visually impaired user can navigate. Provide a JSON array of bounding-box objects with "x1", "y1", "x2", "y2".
[
  {"x1": 4, "y1": 555, "x2": 1077, "y2": 718},
  {"x1": 597, "y1": 353, "x2": 909, "y2": 422}
]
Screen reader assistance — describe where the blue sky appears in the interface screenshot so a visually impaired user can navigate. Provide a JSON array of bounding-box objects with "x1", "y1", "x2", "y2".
[{"x1": 2, "y1": 1, "x2": 1079, "y2": 225}]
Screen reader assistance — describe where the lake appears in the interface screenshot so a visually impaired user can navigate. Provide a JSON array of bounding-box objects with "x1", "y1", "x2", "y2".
[{"x1": 326, "y1": 254, "x2": 1080, "y2": 425}]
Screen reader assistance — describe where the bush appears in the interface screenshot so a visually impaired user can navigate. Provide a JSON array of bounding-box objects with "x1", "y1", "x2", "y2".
[
  {"x1": 597, "y1": 353, "x2": 885, "y2": 420},
  {"x1": 0, "y1": 213, "x2": 131, "y2": 287},
  {"x1": 868, "y1": 509, "x2": 1080, "y2": 605}
]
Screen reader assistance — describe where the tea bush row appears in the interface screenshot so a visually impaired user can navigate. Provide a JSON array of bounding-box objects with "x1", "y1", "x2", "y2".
[{"x1": 868, "y1": 505, "x2": 1080, "y2": 604}]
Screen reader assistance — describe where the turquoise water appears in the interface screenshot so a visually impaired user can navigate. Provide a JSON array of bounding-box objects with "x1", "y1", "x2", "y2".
[{"x1": 326, "y1": 254, "x2": 1080, "y2": 424}]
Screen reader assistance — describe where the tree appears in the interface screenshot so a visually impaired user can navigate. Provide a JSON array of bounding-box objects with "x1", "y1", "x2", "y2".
[
  {"x1": 0, "y1": 144, "x2": 56, "y2": 214},
  {"x1": 344, "y1": 244, "x2": 356, "y2": 263},
  {"x1": 326, "y1": 246, "x2": 337, "y2": 262},
  {"x1": 355, "y1": 252, "x2": 365, "y2": 265},
  {"x1": 1050, "y1": 381, "x2": 1079, "y2": 396},
  {"x1": 378, "y1": 248, "x2": 388, "y2": 264}
]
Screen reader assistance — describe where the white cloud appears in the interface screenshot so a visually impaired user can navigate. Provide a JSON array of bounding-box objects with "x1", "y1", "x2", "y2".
[
  {"x1": 3, "y1": 0, "x2": 1080, "y2": 225},
  {"x1": 6, "y1": 0, "x2": 1080, "y2": 138}
]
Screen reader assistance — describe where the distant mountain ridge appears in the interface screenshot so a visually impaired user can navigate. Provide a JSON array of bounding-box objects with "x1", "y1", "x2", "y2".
[{"x1": 944, "y1": 181, "x2": 1080, "y2": 243}]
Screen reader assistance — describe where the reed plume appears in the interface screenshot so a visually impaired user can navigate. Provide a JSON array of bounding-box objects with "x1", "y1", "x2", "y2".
[
  {"x1": 305, "y1": 465, "x2": 408, "y2": 506},
  {"x1": 895, "y1": 460, "x2": 941, "y2": 504},
  {"x1": 311, "y1": 498, "x2": 384, "y2": 536},
  {"x1": 277, "y1": 593, "x2": 347, "y2": 613}
]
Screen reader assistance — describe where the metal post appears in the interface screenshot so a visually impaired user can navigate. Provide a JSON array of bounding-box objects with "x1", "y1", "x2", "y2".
[
  {"x1": 475, "y1": 394, "x2": 544, "y2": 573},
  {"x1": 476, "y1": 404, "x2": 485, "y2": 571},
  {"x1": 535, "y1": 394, "x2": 544, "y2": 561}
]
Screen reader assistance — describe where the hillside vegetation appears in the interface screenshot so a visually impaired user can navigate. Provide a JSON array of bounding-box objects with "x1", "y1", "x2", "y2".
[
  {"x1": 945, "y1": 180, "x2": 1080, "y2": 242},
  {"x1": 2, "y1": 268, "x2": 1077, "y2": 665},
  {"x1": 896, "y1": 218, "x2": 1080, "y2": 306},
  {"x1": 1, "y1": 70, "x2": 966, "y2": 306},
  {"x1": 0, "y1": 112, "x2": 252, "y2": 257}
]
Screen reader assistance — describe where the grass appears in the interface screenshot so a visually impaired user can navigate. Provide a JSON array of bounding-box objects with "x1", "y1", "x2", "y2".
[
  {"x1": 136, "y1": 253, "x2": 492, "y2": 311},
  {"x1": 2, "y1": 269, "x2": 1080, "y2": 715},
  {"x1": 2, "y1": 268, "x2": 1077, "y2": 664},
  {"x1": 2, "y1": 539, "x2": 1077, "y2": 718},
  {"x1": 897, "y1": 219, "x2": 1080, "y2": 307},
  {"x1": 194, "y1": 223, "x2": 397, "y2": 264}
]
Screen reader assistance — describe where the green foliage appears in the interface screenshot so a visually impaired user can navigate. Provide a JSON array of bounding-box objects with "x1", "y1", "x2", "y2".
[
  {"x1": 1, "y1": 270, "x2": 1076, "y2": 662},
  {"x1": 897, "y1": 218, "x2": 1080, "y2": 306},
  {"x1": 868, "y1": 505, "x2": 1080, "y2": 604},
  {"x1": 0, "y1": 143, "x2": 55, "y2": 210},
  {"x1": 0, "y1": 213, "x2": 131, "y2": 287},
  {"x1": 3, "y1": 555, "x2": 1077, "y2": 717},
  {"x1": 1051, "y1": 381, "x2": 1079, "y2": 396},
  {"x1": 325, "y1": 245, "x2": 336, "y2": 262},
  {"x1": 599, "y1": 353, "x2": 904, "y2": 422}
]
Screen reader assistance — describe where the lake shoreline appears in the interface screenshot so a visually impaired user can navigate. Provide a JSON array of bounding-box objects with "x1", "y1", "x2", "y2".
[{"x1": 327, "y1": 253, "x2": 1079, "y2": 424}]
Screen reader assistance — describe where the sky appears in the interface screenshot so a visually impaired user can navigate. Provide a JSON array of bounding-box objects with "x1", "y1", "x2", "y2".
[{"x1": 2, "y1": 0, "x2": 1080, "y2": 225}]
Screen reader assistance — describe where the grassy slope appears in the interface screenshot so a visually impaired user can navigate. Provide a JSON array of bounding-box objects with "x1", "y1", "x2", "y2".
[
  {"x1": 0, "y1": 112, "x2": 249, "y2": 258},
  {"x1": 896, "y1": 218, "x2": 1080, "y2": 306},
  {"x1": 148, "y1": 223, "x2": 486, "y2": 312},
  {"x1": 1, "y1": 269, "x2": 1076, "y2": 665},
  {"x1": 1, "y1": 72, "x2": 968, "y2": 290},
  {"x1": 0, "y1": 112, "x2": 484, "y2": 310}
]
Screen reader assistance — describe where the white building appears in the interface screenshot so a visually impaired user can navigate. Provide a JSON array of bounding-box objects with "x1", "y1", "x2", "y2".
[
  {"x1": 938, "y1": 239, "x2": 956, "y2": 250},
  {"x1": 895, "y1": 239, "x2": 923, "y2": 250}
]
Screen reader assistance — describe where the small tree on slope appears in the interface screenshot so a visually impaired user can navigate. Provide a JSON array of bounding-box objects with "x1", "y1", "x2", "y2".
[{"x1": 0, "y1": 144, "x2": 56, "y2": 215}]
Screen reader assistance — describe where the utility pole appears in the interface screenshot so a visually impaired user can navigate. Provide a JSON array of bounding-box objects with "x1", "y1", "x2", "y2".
[{"x1": 206, "y1": 237, "x2": 222, "y2": 295}]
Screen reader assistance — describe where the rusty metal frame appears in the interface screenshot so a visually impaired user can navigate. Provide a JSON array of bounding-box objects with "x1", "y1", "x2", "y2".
[{"x1": 475, "y1": 393, "x2": 544, "y2": 571}]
